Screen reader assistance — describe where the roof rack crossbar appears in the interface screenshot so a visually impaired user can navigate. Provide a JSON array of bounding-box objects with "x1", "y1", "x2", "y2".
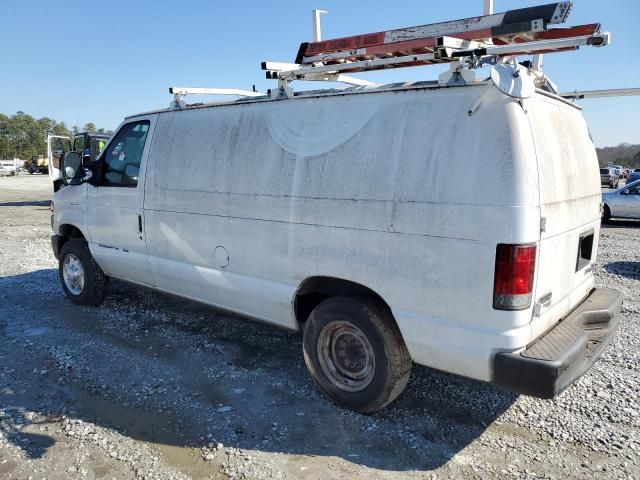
[
  {"x1": 559, "y1": 88, "x2": 640, "y2": 100},
  {"x1": 169, "y1": 87, "x2": 266, "y2": 109},
  {"x1": 169, "y1": 87, "x2": 264, "y2": 98}
]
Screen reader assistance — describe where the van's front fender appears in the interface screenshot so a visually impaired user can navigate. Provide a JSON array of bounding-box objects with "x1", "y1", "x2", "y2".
[{"x1": 52, "y1": 185, "x2": 89, "y2": 238}]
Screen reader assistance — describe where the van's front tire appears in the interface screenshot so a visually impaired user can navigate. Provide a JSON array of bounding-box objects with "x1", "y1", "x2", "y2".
[
  {"x1": 303, "y1": 296, "x2": 412, "y2": 413},
  {"x1": 58, "y1": 239, "x2": 109, "y2": 305}
]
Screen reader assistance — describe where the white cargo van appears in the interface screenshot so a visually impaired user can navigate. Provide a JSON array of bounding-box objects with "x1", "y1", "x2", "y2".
[{"x1": 51, "y1": 5, "x2": 622, "y2": 412}]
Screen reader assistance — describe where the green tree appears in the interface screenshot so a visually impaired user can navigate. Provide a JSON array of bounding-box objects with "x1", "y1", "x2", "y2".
[{"x1": 0, "y1": 112, "x2": 109, "y2": 160}]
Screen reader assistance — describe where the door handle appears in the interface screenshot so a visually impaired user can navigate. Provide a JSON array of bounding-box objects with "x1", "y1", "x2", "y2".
[{"x1": 138, "y1": 215, "x2": 143, "y2": 233}]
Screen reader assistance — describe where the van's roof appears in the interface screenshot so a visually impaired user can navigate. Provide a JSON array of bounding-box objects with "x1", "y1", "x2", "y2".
[
  {"x1": 126, "y1": 80, "x2": 478, "y2": 119},
  {"x1": 126, "y1": 78, "x2": 580, "y2": 119}
]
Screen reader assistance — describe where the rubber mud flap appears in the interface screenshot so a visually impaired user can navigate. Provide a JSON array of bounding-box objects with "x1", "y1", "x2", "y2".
[{"x1": 51, "y1": 235, "x2": 63, "y2": 260}]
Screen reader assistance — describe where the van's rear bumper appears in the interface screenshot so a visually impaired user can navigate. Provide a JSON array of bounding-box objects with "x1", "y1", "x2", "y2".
[{"x1": 492, "y1": 288, "x2": 622, "y2": 399}]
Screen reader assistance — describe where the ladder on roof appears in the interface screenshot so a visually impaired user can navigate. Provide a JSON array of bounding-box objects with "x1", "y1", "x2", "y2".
[
  {"x1": 262, "y1": 1, "x2": 610, "y2": 93},
  {"x1": 295, "y1": 2, "x2": 576, "y2": 65},
  {"x1": 168, "y1": 2, "x2": 632, "y2": 109}
]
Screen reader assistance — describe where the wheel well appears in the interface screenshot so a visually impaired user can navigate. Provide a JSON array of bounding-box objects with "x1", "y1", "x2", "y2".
[
  {"x1": 59, "y1": 224, "x2": 86, "y2": 247},
  {"x1": 294, "y1": 276, "x2": 393, "y2": 325}
]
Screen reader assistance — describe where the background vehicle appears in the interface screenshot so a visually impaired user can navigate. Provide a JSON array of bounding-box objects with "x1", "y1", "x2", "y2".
[
  {"x1": 613, "y1": 165, "x2": 627, "y2": 178},
  {"x1": 0, "y1": 165, "x2": 13, "y2": 177},
  {"x1": 600, "y1": 167, "x2": 619, "y2": 188},
  {"x1": 627, "y1": 168, "x2": 640, "y2": 183},
  {"x1": 48, "y1": 132, "x2": 110, "y2": 191},
  {"x1": 602, "y1": 178, "x2": 640, "y2": 221},
  {"x1": 0, "y1": 160, "x2": 20, "y2": 175},
  {"x1": 27, "y1": 155, "x2": 48, "y2": 174}
]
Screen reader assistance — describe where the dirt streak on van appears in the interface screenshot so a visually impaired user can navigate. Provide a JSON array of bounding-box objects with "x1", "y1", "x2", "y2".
[{"x1": 51, "y1": 76, "x2": 621, "y2": 412}]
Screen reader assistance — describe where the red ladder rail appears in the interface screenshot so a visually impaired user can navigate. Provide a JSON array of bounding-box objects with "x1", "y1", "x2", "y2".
[{"x1": 295, "y1": 1, "x2": 576, "y2": 65}]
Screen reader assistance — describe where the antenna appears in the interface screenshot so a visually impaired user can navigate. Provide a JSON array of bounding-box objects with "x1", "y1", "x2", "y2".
[{"x1": 312, "y1": 9, "x2": 328, "y2": 42}]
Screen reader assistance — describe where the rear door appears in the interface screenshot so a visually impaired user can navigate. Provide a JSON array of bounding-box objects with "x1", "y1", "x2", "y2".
[
  {"x1": 526, "y1": 95, "x2": 601, "y2": 336},
  {"x1": 86, "y1": 115, "x2": 157, "y2": 285}
]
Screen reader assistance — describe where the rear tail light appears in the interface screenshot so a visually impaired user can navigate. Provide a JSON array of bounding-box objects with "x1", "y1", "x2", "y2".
[{"x1": 493, "y1": 244, "x2": 536, "y2": 310}]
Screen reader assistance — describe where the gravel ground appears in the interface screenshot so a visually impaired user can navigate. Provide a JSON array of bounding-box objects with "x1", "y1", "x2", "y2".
[{"x1": 0, "y1": 175, "x2": 638, "y2": 480}]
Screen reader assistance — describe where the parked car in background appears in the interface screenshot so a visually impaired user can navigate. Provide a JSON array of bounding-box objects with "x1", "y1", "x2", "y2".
[
  {"x1": 0, "y1": 160, "x2": 20, "y2": 175},
  {"x1": 627, "y1": 169, "x2": 640, "y2": 184},
  {"x1": 613, "y1": 165, "x2": 625, "y2": 178},
  {"x1": 0, "y1": 165, "x2": 14, "y2": 177},
  {"x1": 601, "y1": 168, "x2": 620, "y2": 188},
  {"x1": 602, "y1": 178, "x2": 640, "y2": 222}
]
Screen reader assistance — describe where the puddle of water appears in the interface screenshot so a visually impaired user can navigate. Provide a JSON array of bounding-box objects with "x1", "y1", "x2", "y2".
[{"x1": 78, "y1": 394, "x2": 215, "y2": 478}]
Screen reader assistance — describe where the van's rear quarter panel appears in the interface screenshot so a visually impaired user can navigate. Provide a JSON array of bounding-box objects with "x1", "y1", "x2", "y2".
[{"x1": 144, "y1": 87, "x2": 541, "y2": 380}]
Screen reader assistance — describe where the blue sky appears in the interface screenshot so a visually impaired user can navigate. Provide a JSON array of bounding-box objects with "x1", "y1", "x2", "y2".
[{"x1": 2, "y1": 0, "x2": 638, "y2": 146}]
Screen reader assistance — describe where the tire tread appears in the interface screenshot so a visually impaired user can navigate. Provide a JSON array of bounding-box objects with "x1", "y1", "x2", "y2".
[{"x1": 303, "y1": 295, "x2": 412, "y2": 413}]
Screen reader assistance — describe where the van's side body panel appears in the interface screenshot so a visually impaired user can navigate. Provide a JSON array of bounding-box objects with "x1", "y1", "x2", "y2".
[{"x1": 143, "y1": 85, "x2": 548, "y2": 380}]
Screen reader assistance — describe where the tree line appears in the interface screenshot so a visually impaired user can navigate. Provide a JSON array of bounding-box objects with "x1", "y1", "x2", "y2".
[
  {"x1": 596, "y1": 143, "x2": 640, "y2": 170},
  {"x1": 0, "y1": 111, "x2": 112, "y2": 160}
]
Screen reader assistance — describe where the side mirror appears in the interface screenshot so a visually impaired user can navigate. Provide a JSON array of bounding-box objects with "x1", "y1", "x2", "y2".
[
  {"x1": 62, "y1": 152, "x2": 86, "y2": 185},
  {"x1": 622, "y1": 189, "x2": 630, "y2": 195}
]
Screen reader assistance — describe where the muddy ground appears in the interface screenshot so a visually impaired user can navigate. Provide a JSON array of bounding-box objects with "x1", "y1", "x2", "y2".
[{"x1": 0, "y1": 175, "x2": 638, "y2": 479}]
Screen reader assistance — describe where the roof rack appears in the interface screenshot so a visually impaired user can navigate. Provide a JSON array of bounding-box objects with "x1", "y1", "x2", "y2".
[
  {"x1": 169, "y1": 87, "x2": 265, "y2": 109},
  {"x1": 261, "y1": 1, "x2": 610, "y2": 96},
  {"x1": 169, "y1": 2, "x2": 623, "y2": 107},
  {"x1": 559, "y1": 88, "x2": 640, "y2": 100}
]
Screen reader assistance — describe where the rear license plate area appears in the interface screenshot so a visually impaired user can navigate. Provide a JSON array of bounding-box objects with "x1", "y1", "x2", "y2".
[{"x1": 576, "y1": 230, "x2": 594, "y2": 272}]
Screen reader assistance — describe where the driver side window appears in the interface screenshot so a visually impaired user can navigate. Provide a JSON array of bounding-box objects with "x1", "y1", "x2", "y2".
[
  {"x1": 102, "y1": 121, "x2": 150, "y2": 187},
  {"x1": 627, "y1": 185, "x2": 640, "y2": 195}
]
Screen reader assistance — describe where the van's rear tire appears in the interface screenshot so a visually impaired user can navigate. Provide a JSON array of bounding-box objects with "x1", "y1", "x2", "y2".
[
  {"x1": 303, "y1": 296, "x2": 412, "y2": 413},
  {"x1": 58, "y1": 239, "x2": 109, "y2": 305}
]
